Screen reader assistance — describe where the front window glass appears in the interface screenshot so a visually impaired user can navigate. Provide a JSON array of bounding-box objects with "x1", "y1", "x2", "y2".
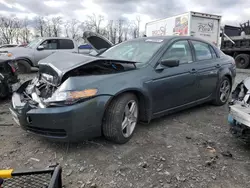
[
  {"x1": 100, "y1": 39, "x2": 164, "y2": 66},
  {"x1": 162, "y1": 40, "x2": 193, "y2": 64},
  {"x1": 27, "y1": 38, "x2": 43, "y2": 49}
]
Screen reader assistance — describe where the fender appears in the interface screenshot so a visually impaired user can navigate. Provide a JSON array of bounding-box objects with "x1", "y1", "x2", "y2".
[{"x1": 112, "y1": 87, "x2": 153, "y2": 122}]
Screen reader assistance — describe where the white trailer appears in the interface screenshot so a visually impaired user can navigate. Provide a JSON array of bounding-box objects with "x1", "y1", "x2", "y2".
[{"x1": 145, "y1": 11, "x2": 221, "y2": 46}]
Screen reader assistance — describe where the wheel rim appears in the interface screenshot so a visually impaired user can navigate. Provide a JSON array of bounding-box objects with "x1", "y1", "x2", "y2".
[
  {"x1": 219, "y1": 80, "x2": 231, "y2": 103},
  {"x1": 122, "y1": 100, "x2": 138, "y2": 138},
  {"x1": 239, "y1": 58, "x2": 246, "y2": 65}
]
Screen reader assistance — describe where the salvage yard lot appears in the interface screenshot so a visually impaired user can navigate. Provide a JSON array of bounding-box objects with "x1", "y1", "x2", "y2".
[{"x1": 1, "y1": 72, "x2": 250, "y2": 188}]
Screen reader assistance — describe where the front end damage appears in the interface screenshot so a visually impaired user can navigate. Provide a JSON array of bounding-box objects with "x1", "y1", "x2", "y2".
[
  {"x1": 228, "y1": 77, "x2": 250, "y2": 141},
  {"x1": 10, "y1": 52, "x2": 135, "y2": 141}
]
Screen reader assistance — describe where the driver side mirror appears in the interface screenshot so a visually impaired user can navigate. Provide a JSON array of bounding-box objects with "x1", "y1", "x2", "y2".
[
  {"x1": 161, "y1": 59, "x2": 179, "y2": 67},
  {"x1": 37, "y1": 45, "x2": 44, "y2": 51},
  {"x1": 156, "y1": 59, "x2": 180, "y2": 70}
]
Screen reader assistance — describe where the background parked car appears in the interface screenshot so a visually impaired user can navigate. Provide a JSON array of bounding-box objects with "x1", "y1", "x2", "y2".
[
  {"x1": 0, "y1": 44, "x2": 18, "y2": 48},
  {"x1": 0, "y1": 37, "x2": 84, "y2": 73}
]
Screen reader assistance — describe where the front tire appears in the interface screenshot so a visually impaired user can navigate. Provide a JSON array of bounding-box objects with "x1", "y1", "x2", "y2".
[
  {"x1": 102, "y1": 93, "x2": 139, "y2": 144},
  {"x1": 17, "y1": 60, "x2": 31, "y2": 74},
  {"x1": 213, "y1": 76, "x2": 231, "y2": 106}
]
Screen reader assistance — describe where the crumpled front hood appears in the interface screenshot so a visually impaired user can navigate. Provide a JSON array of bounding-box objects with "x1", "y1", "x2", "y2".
[
  {"x1": 38, "y1": 51, "x2": 136, "y2": 86},
  {"x1": 38, "y1": 52, "x2": 100, "y2": 78}
]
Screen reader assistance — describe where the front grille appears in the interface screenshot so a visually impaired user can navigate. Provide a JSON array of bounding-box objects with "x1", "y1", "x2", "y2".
[{"x1": 26, "y1": 126, "x2": 67, "y2": 137}]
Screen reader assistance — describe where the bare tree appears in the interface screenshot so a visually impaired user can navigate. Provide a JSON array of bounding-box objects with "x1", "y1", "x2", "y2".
[
  {"x1": 86, "y1": 14, "x2": 104, "y2": 34},
  {"x1": 63, "y1": 19, "x2": 81, "y2": 41},
  {"x1": 51, "y1": 17, "x2": 62, "y2": 37},
  {"x1": 44, "y1": 18, "x2": 52, "y2": 37},
  {"x1": 123, "y1": 21, "x2": 131, "y2": 41},
  {"x1": 136, "y1": 16, "x2": 141, "y2": 38},
  {"x1": 19, "y1": 18, "x2": 31, "y2": 43},
  {"x1": 0, "y1": 16, "x2": 21, "y2": 44},
  {"x1": 117, "y1": 19, "x2": 124, "y2": 43},
  {"x1": 35, "y1": 16, "x2": 46, "y2": 37}
]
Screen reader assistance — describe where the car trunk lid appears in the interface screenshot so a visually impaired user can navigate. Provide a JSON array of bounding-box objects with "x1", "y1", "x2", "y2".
[{"x1": 83, "y1": 31, "x2": 113, "y2": 53}]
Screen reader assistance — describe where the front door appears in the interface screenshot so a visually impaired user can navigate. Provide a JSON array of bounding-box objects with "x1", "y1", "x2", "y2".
[
  {"x1": 149, "y1": 40, "x2": 199, "y2": 113},
  {"x1": 34, "y1": 39, "x2": 59, "y2": 63},
  {"x1": 190, "y1": 40, "x2": 219, "y2": 99}
]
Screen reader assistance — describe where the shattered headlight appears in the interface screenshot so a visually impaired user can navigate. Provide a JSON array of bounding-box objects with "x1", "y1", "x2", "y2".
[{"x1": 44, "y1": 89, "x2": 98, "y2": 104}]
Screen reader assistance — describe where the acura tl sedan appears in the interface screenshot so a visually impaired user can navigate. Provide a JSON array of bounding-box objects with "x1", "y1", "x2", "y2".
[{"x1": 10, "y1": 31, "x2": 236, "y2": 144}]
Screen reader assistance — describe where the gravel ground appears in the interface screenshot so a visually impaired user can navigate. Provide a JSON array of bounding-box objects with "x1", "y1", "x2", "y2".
[{"x1": 1, "y1": 72, "x2": 250, "y2": 188}]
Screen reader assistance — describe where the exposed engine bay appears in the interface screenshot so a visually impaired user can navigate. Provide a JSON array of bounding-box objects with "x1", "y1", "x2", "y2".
[
  {"x1": 19, "y1": 59, "x2": 136, "y2": 108},
  {"x1": 228, "y1": 77, "x2": 250, "y2": 141}
]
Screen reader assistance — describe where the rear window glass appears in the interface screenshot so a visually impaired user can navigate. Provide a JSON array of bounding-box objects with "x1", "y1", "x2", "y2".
[
  {"x1": 192, "y1": 41, "x2": 213, "y2": 61},
  {"x1": 59, "y1": 39, "x2": 74, "y2": 49}
]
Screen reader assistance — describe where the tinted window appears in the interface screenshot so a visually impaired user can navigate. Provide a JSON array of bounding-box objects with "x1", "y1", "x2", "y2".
[
  {"x1": 192, "y1": 41, "x2": 212, "y2": 61},
  {"x1": 59, "y1": 39, "x2": 74, "y2": 49},
  {"x1": 162, "y1": 40, "x2": 193, "y2": 64},
  {"x1": 41, "y1": 39, "x2": 58, "y2": 50}
]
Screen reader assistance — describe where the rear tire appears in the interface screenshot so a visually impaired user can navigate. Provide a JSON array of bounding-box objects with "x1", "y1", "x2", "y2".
[
  {"x1": 235, "y1": 54, "x2": 250, "y2": 69},
  {"x1": 17, "y1": 60, "x2": 31, "y2": 74},
  {"x1": 102, "y1": 93, "x2": 139, "y2": 144},
  {"x1": 213, "y1": 76, "x2": 231, "y2": 106}
]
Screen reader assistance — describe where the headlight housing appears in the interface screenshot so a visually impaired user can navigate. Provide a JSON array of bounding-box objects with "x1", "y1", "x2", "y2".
[
  {"x1": 44, "y1": 89, "x2": 98, "y2": 104},
  {"x1": 0, "y1": 52, "x2": 13, "y2": 57}
]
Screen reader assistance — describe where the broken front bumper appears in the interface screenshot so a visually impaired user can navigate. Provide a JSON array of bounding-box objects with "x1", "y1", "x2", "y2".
[
  {"x1": 10, "y1": 93, "x2": 112, "y2": 142},
  {"x1": 228, "y1": 104, "x2": 250, "y2": 140},
  {"x1": 229, "y1": 104, "x2": 250, "y2": 127}
]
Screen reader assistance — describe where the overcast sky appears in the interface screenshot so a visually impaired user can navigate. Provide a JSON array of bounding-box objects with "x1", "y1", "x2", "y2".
[{"x1": 0, "y1": 0, "x2": 249, "y2": 29}]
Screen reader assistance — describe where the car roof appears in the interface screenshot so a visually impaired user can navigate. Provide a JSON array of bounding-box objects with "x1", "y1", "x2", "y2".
[
  {"x1": 132, "y1": 36, "x2": 215, "y2": 45},
  {"x1": 38, "y1": 37, "x2": 74, "y2": 40}
]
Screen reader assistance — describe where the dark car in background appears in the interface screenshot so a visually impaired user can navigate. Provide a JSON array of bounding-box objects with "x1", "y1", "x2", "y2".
[
  {"x1": 10, "y1": 31, "x2": 236, "y2": 144},
  {"x1": 0, "y1": 58, "x2": 19, "y2": 99}
]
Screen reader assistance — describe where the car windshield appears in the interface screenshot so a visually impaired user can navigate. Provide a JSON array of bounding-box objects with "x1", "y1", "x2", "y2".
[
  {"x1": 100, "y1": 39, "x2": 164, "y2": 66},
  {"x1": 26, "y1": 38, "x2": 43, "y2": 49}
]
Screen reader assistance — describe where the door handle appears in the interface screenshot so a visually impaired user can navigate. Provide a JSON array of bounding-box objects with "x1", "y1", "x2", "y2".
[
  {"x1": 190, "y1": 68, "x2": 197, "y2": 74},
  {"x1": 215, "y1": 64, "x2": 221, "y2": 68}
]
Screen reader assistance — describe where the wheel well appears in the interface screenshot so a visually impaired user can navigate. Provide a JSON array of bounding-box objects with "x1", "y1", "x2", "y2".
[
  {"x1": 17, "y1": 58, "x2": 33, "y2": 67},
  {"x1": 106, "y1": 90, "x2": 151, "y2": 122},
  {"x1": 224, "y1": 74, "x2": 232, "y2": 88}
]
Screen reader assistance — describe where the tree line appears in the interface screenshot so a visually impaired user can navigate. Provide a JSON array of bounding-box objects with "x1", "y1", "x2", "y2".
[{"x1": 0, "y1": 14, "x2": 142, "y2": 45}]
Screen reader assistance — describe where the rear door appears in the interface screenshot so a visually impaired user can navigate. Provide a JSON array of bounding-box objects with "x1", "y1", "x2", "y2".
[
  {"x1": 190, "y1": 40, "x2": 219, "y2": 99},
  {"x1": 57, "y1": 39, "x2": 76, "y2": 53}
]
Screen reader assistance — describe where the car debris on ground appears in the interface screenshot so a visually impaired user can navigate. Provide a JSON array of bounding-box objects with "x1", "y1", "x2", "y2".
[{"x1": 228, "y1": 76, "x2": 250, "y2": 142}]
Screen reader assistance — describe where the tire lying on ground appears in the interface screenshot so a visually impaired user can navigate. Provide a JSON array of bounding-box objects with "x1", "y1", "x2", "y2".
[
  {"x1": 235, "y1": 54, "x2": 250, "y2": 69},
  {"x1": 213, "y1": 76, "x2": 232, "y2": 106},
  {"x1": 17, "y1": 60, "x2": 31, "y2": 73},
  {"x1": 102, "y1": 93, "x2": 139, "y2": 144}
]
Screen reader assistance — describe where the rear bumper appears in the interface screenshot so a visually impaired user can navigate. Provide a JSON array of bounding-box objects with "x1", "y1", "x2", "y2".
[{"x1": 10, "y1": 94, "x2": 112, "y2": 142}]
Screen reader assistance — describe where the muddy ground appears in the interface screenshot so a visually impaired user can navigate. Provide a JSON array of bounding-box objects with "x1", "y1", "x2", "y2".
[{"x1": 1, "y1": 72, "x2": 250, "y2": 188}]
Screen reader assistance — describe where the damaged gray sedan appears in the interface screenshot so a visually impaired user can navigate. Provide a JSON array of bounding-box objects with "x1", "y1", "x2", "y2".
[
  {"x1": 10, "y1": 32, "x2": 236, "y2": 144},
  {"x1": 228, "y1": 77, "x2": 250, "y2": 141}
]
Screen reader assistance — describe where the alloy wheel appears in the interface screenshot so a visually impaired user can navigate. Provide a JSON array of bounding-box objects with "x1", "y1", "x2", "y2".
[
  {"x1": 219, "y1": 80, "x2": 231, "y2": 103},
  {"x1": 122, "y1": 100, "x2": 138, "y2": 138}
]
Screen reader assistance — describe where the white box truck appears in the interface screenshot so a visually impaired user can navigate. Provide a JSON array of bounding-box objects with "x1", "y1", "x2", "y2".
[{"x1": 145, "y1": 11, "x2": 221, "y2": 46}]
